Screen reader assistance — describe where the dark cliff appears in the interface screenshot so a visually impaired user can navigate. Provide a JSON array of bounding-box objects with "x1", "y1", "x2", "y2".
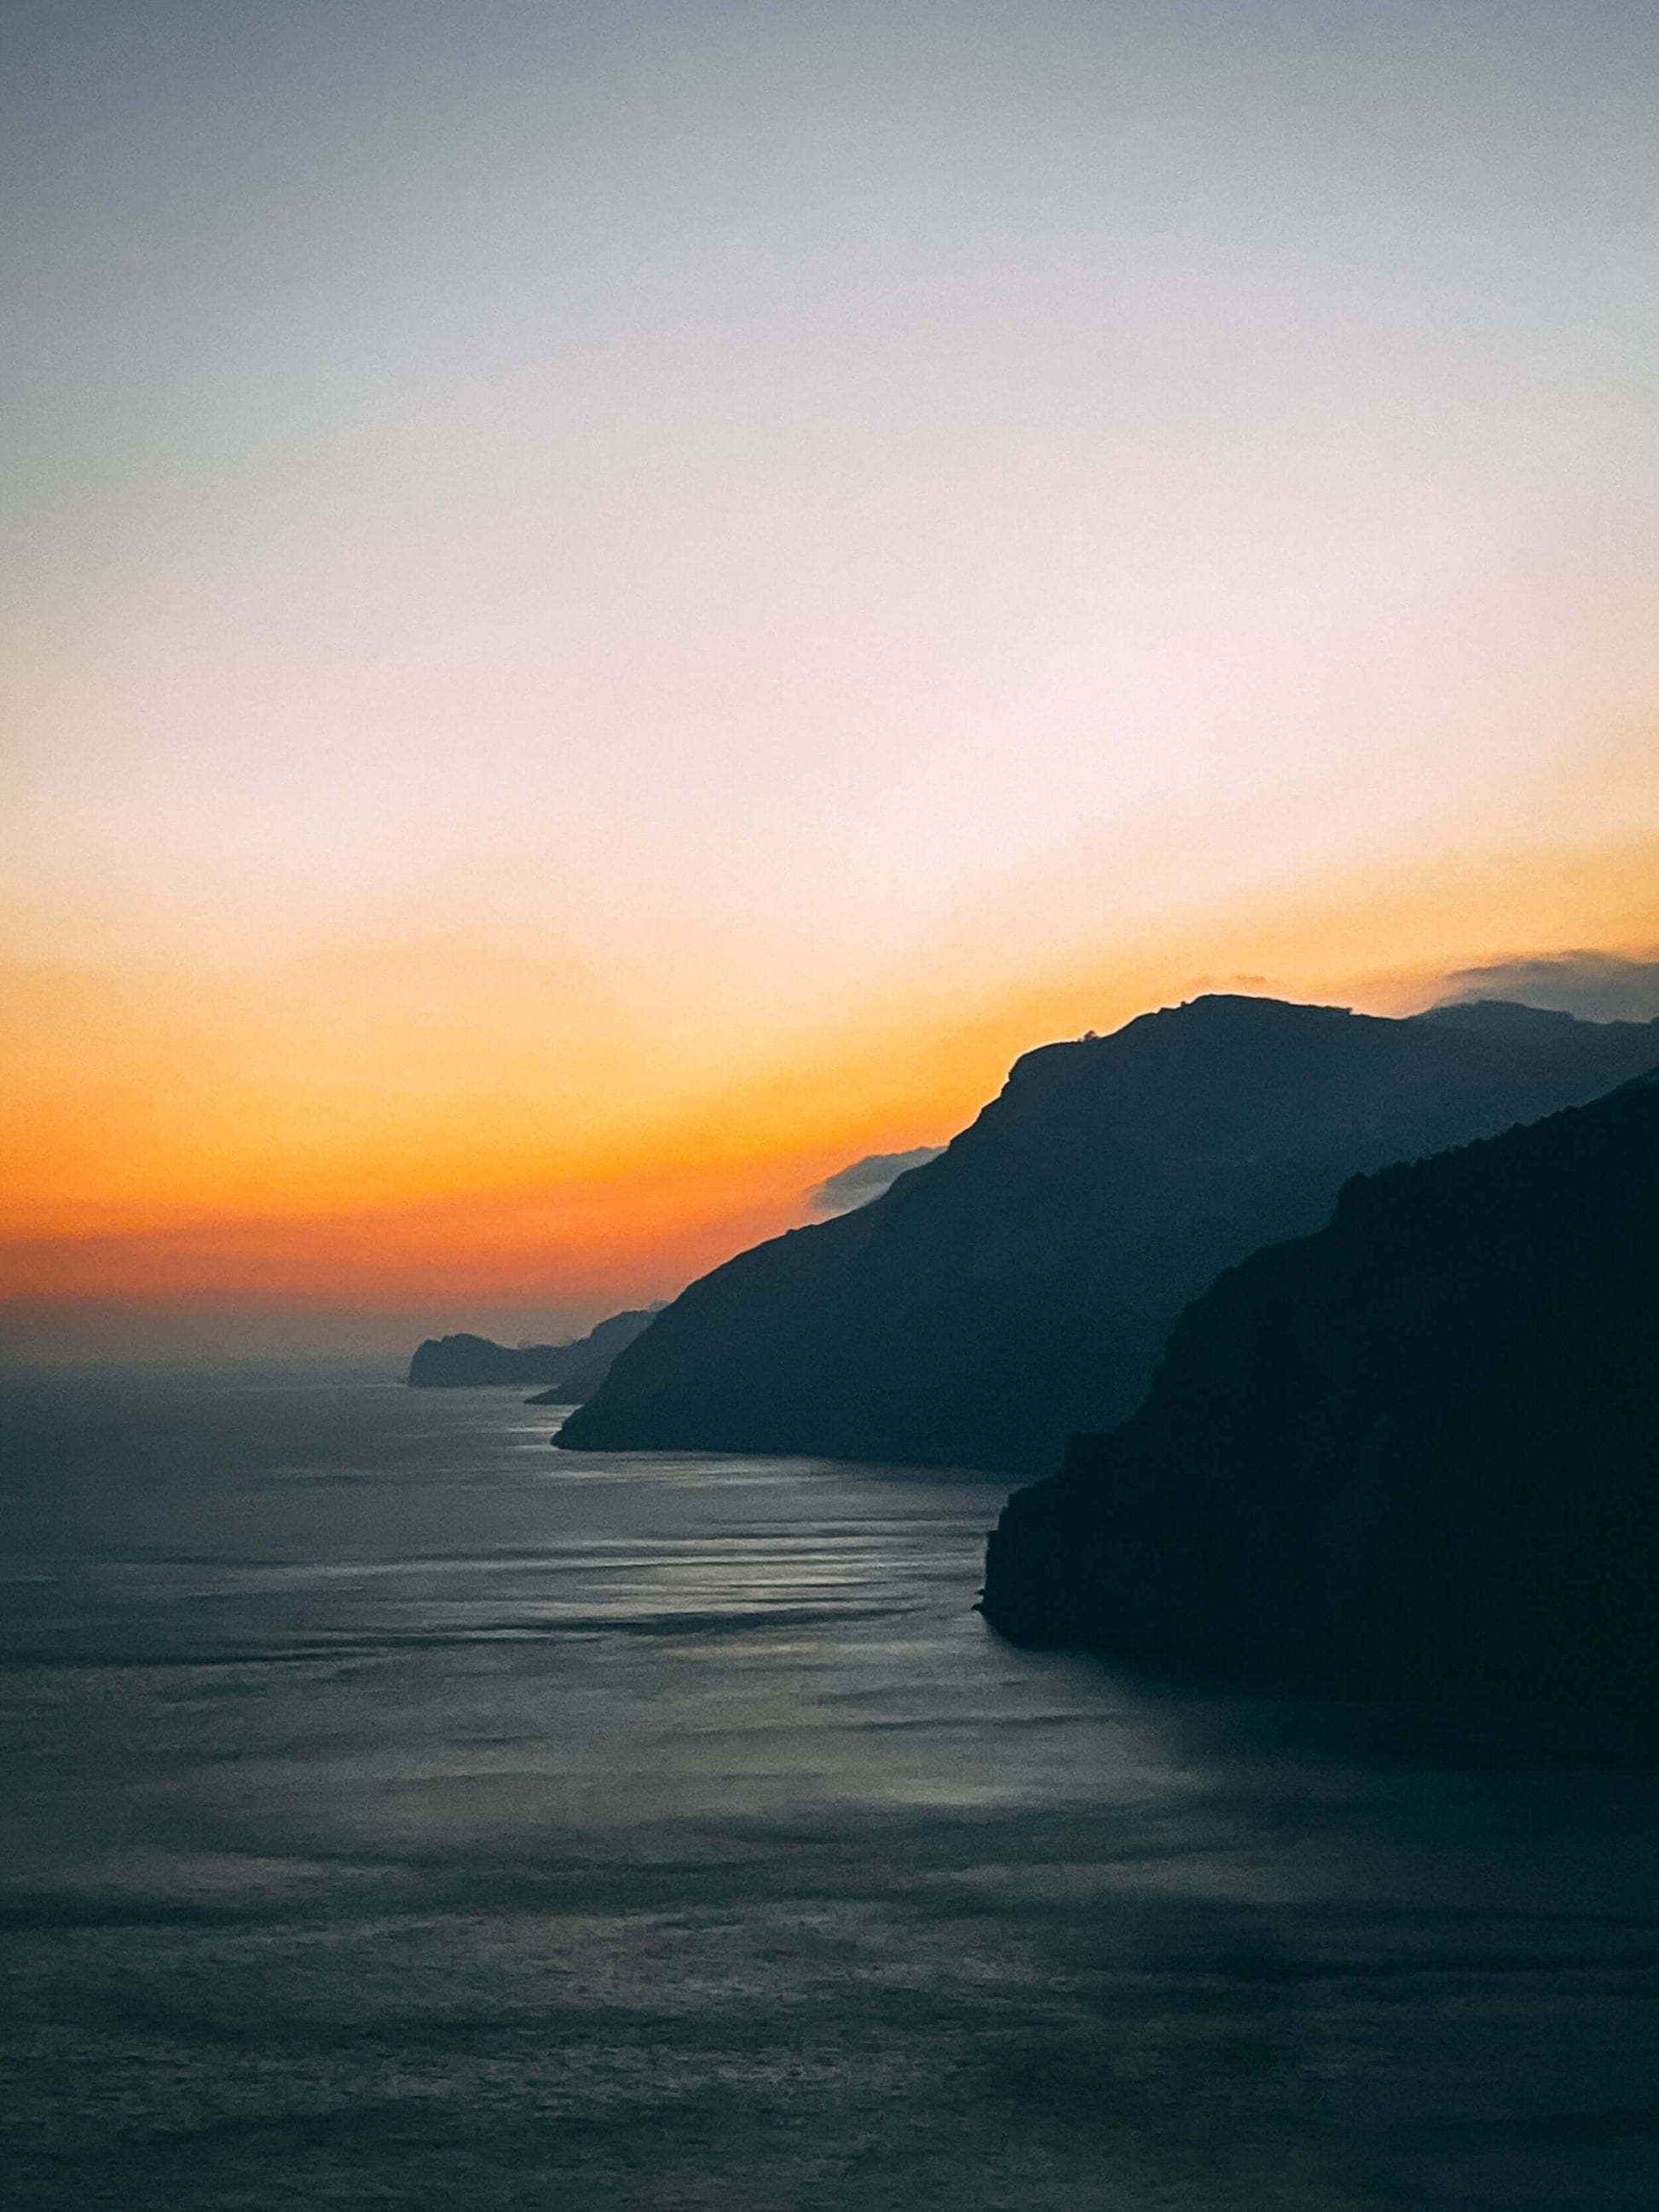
[
  {"x1": 408, "y1": 1306, "x2": 661, "y2": 1392},
  {"x1": 981, "y1": 1070, "x2": 1659, "y2": 1703},
  {"x1": 558, "y1": 995, "x2": 1659, "y2": 1472}
]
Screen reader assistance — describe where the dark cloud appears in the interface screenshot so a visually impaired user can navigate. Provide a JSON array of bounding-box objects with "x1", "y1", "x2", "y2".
[
  {"x1": 1439, "y1": 950, "x2": 1659, "y2": 1025},
  {"x1": 809, "y1": 1146, "x2": 945, "y2": 1215}
]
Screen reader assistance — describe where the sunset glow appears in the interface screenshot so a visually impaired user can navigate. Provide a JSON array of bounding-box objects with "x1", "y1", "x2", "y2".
[{"x1": 5, "y1": 0, "x2": 1658, "y2": 1360}]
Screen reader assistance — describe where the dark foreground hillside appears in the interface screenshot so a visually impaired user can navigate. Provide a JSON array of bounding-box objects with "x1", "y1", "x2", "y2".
[
  {"x1": 983, "y1": 1070, "x2": 1659, "y2": 1704},
  {"x1": 561, "y1": 996, "x2": 1659, "y2": 1473}
]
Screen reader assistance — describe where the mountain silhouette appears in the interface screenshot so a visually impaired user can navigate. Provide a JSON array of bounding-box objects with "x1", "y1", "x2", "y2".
[
  {"x1": 408, "y1": 1306, "x2": 662, "y2": 1392},
  {"x1": 557, "y1": 996, "x2": 1659, "y2": 1472},
  {"x1": 980, "y1": 1068, "x2": 1659, "y2": 1703}
]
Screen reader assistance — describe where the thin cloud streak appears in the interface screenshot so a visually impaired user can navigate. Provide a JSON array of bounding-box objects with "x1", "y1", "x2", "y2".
[
  {"x1": 1440, "y1": 950, "x2": 1659, "y2": 1025},
  {"x1": 809, "y1": 1147, "x2": 946, "y2": 1215}
]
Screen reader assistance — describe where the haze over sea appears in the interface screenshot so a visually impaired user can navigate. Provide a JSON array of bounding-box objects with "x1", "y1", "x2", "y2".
[{"x1": 4, "y1": 1373, "x2": 1658, "y2": 2210}]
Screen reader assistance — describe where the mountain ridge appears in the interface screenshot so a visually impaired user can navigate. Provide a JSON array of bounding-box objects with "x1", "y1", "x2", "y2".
[{"x1": 558, "y1": 994, "x2": 1659, "y2": 1472}]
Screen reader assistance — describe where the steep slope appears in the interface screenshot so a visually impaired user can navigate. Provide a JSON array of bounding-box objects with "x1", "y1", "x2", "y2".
[
  {"x1": 980, "y1": 1070, "x2": 1659, "y2": 1701},
  {"x1": 558, "y1": 996, "x2": 1659, "y2": 1473},
  {"x1": 408, "y1": 1306, "x2": 661, "y2": 1390}
]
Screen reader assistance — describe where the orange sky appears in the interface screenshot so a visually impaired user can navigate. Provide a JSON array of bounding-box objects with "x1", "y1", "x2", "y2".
[
  {"x1": 5, "y1": 3, "x2": 1659, "y2": 1360},
  {"x1": 5, "y1": 798, "x2": 1655, "y2": 1360}
]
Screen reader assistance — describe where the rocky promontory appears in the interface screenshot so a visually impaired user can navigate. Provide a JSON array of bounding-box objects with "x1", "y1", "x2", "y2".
[{"x1": 408, "y1": 1306, "x2": 662, "y2": 1394}]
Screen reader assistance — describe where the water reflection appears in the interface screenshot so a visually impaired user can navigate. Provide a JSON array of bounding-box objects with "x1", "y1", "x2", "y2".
[{"x1": 3, "y1": 1377, "x2": 1657, "y2": 2209}]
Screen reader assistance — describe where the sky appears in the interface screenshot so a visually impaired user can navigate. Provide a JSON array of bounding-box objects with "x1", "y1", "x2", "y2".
[{"x1": 3, "y1": 0, "x2": 1658, "y2": 1362}]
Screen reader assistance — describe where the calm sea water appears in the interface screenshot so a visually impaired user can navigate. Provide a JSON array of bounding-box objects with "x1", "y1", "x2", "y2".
[{"x1": 3, "y1": 1373, "x2": 1658, "y2": 2210}]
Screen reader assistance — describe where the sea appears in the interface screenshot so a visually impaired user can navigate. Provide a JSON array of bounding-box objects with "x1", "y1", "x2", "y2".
[{"x1": 3, "y1": 1372, "x2": 1658, "y2": 2210}]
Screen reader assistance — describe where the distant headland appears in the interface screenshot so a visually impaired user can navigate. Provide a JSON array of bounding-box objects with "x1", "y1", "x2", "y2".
[{"x1": 407, "y1": 1306, "x2": 662, "y2": 1396}]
